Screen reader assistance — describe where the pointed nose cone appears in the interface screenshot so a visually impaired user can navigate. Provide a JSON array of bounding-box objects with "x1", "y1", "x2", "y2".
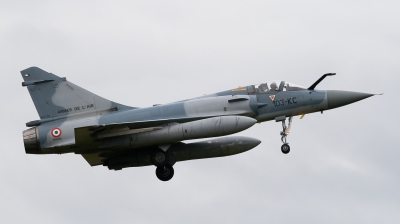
[{"x1": 327, "y1": 90, "x2": 374, "y2": 110}]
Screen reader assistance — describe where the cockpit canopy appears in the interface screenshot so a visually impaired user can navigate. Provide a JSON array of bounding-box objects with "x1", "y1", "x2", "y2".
[{"x1": 254, "y1": 81, "x2": 306, "y2": 93}]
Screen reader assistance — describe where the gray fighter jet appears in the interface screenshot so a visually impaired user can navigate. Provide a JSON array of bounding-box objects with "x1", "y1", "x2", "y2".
[{"x1": 21, "y1": 67, "x2": 378, "y2": 181}]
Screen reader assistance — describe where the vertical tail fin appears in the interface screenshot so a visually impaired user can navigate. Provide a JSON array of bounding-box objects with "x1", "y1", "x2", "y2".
[{"x1": 21, "y1": 67, "x2": 132, "y2": 120}]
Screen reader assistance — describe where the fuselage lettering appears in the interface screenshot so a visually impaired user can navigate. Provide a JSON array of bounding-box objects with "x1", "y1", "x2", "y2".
[
  {"x1": 58, "y1": 104, "x2": 94, "y2": 113},
  {"x1": 273, "y1": 97, "x2": 298, "y2": 107},
  {"x1": 58, "y1": 108, "x2": 72, "y2": 114}
]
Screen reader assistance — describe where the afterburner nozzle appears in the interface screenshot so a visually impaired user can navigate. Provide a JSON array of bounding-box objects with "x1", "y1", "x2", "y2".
[{"x1": 327, "y1": 90, "x2": 374, "y2": 110}]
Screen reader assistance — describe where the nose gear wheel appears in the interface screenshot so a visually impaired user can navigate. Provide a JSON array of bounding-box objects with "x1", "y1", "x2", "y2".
[{"x1": 281, "y1": 143, "x2": 290, "y2": 154}]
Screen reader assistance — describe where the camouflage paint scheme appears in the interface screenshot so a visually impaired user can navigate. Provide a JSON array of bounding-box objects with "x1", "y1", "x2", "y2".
[{"x1": 21, "y1": 67, "x2": 375, "y2": 175}]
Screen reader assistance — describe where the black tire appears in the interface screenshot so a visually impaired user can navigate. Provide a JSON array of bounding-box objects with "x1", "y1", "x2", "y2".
[
  {"x1": 281, "y1": 144, "x2": 290, "y2": 154},
  {"x1": 156, "y1": 165, "x2": 174, "y2": 181},
  {"x1": 151, "y1": 149, "x2": 167, "y2": 166}
]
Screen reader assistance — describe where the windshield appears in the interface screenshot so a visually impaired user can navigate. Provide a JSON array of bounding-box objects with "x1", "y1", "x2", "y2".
[
  {"x1": 284, "y1": 82, "x2": 307, "y2": 91},
  {"x1": 255, "y1": 81, "x2": 306, "y2": 93}
]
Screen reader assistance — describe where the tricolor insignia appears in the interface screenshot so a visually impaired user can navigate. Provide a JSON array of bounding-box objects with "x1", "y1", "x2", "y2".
[
  {"x1": 269, "y1": 95, "x2": 275, "y2": 100},
  {"x1": 51, "y1": 128, "x2": 62, "y2": 138}
]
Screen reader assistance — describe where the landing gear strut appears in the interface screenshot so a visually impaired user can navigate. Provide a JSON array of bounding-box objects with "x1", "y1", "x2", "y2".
[{"x1": 280, "y1": 116, "x2": 292, "y2": 154}]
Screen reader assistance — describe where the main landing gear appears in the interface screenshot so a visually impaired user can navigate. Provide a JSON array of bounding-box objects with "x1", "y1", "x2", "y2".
[
  {"x1": 156, "y1": 165, "x2": 174, "y2": 181},
  {"x1": 152, "y1": 149, "x2": 174, "y2": 181},
  {"x1": 280, "y1": 116, "x2": 292, "y2": 154}
]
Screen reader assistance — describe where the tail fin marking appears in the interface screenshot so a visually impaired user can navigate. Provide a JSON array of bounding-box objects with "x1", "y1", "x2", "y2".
[{"x1": 21, "y1": 67, "x2": 131, "y2": 120}]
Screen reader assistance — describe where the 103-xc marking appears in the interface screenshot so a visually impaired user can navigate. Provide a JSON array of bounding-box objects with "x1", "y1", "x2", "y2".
[{"x1": 273, "y1": 97, "x2": 297, "y2": 107}]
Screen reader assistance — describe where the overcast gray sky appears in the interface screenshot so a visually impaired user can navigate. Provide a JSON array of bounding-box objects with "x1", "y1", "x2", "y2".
[{"x1": 1, "y1": 1, "x2": 399, "y2": 223}]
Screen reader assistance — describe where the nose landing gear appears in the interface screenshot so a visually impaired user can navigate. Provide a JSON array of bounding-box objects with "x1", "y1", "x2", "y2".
[{"x1": 280, "y1": 116, "x2": 292, "y2": 154}]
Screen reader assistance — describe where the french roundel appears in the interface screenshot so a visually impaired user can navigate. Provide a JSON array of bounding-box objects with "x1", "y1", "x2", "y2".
[{"x1": 51, "y1": 128, "x2": 62, "y2": 138}]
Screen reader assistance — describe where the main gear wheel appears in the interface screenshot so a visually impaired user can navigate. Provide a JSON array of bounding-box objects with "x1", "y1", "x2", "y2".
[{"x1": 155, "y1": 165, "x2": 174, "y2": 181}]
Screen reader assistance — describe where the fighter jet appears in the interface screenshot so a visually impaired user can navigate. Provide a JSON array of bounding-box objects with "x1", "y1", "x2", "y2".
[{"x1": 21, "y1": 67, "x2": 378, "y2": 181}]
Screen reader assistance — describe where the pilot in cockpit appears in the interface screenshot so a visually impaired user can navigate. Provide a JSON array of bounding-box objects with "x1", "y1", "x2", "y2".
[
  {"x1": 270, "y1": 82, "x2": 278, "y2": 91},
  {"x1": 258, "y1": 83, "x2": 269, "y2": 93}
]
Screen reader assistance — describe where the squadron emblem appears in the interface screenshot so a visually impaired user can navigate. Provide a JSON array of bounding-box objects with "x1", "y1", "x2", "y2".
[
  {"x1": 269, "y1": 95, "x2": 275, "y2": 101},
  {"x1": 51, "y1": 128, "x2": 62, "y2": 138}
]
